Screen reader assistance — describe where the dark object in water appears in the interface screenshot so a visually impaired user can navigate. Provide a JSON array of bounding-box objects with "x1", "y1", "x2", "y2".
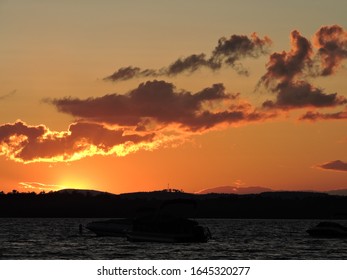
[
  {"x1": 127, "y1": 215, "x2": 211, "y2": 243},
  {"x1": 86, "y1": 199, "x2": 212, "y2": 243},
  {"x1": 307, "y1": 221, "x2": 347, "y2": 238},
  {"x1": 127, "y1": 199, "x2": 212, "y2": 243},
  {"x1": 86, "y1": 218, "x2": 132, "y2": 237}
]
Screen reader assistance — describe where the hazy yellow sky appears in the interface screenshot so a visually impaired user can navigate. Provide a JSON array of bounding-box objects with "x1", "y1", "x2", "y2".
[{"x1": 1, "y1": 0, "x2": 347, "y2": 194}]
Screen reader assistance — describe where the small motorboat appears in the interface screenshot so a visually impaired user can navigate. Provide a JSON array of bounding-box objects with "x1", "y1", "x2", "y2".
[
  {"x1": 127, "y1": 199, "x2": 212, "y2": 243},
  {"x1": 307, "y1": 221, "x2": 347, "y2": 238},
  {"x1": 86, "y1": 218, "x2": 132, "y2": 237},
  {"x1": 127, "y1": 216, "x2": 211, "y2": 243}
]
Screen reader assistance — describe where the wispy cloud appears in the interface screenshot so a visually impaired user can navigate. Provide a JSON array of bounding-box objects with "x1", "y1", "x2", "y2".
[
  {"x1": 104, "y1": 33, "x2": 272, "y2": 81},
  {"x1": 300, "y1": 107, "x2": 347, "y2": 121},
  {"x1": 19, "y1": 182, "x2": 63, "y2": 192},
  {"x1": 316, "y1": 160, "x2": 347, "y2": 172}
]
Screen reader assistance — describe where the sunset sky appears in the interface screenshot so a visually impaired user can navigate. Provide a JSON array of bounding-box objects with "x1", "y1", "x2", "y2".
[{"x1": 1, "y1": 0, "x2": 347, "y2": 194}]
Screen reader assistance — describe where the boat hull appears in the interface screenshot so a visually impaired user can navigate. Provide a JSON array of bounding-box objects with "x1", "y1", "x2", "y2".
[
  {"x1": 307, "y1": 222, "x2": 347, "y2": 238},
  {"x1": 86, "y1": 219, "x2": 132, "y2": 237},
  {"x1": 127, "y1": 226, "x2": 211, "y2": 243}
]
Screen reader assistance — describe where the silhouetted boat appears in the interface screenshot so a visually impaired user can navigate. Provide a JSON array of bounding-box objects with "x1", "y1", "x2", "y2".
[
  {"x1": 86, "y1": 218, "x2": 132, "y2": 237},
  {"x1": 127, "y1": 216, "x2": 211, "y2": 243},
  {"x1": 307, "y1": 222, "x2": 347, "y2": 238},
  {"x1": 127, "y1": 199, "x2": 212, "y2": 243}
]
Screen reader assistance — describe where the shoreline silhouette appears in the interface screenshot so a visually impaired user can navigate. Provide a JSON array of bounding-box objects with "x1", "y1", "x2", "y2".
[{"x1": 1, "y1": 189, "x2": 347, "y2": 219}]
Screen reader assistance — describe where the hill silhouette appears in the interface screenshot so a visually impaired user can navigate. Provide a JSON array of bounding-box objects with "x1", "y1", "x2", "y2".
[
  {"x1": 56, "y1": 188, "x2": 112, "y2": 196},
  {"x1": 1, "y1": 189, "x2": 347, "y2": 219},
  {"x1": 196, "y1": 186, "x2": 273, "y2": 194},
  {"x1": 327, "y1": 189, "x2": 347, "y2": 196}
]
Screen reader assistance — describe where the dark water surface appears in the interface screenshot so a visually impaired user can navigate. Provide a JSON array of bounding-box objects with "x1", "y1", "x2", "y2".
[{"x1": 1, "y1": 218, "x2": 347, "y2": 259}]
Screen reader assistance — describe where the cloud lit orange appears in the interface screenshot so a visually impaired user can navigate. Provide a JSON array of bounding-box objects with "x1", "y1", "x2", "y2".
[
  {"x1": 0, "y1": 121, "x2": 155, "y2": 163},
  {"x1": 0, "y1": 81, "x2": 274, "y2": 163}
]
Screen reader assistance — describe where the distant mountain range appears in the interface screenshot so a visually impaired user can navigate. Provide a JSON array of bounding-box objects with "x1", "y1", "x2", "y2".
[
  {"x1": 55, "y1": 186, "x2": 274, "y2": 197},
  {"x1": 196, "y1": 186, "x2": 273, "y2": 195},
  {"x1": 55, "y1": 186, "x2": 347, "y2": 196},
  {"x1": 327, "y1": 189, "x2": 347, "y2": 196},
  {"x1": 56, "y1": 188, "x2": 112, "y2": 196},
  {"x1": 196, "y1": 186, "x2": 347, "y2": 196}
]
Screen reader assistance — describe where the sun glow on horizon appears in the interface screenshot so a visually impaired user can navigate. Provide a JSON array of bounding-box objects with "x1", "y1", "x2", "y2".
[
  {"x1": 17, "y1": 178, "x2": 100, "y2": 193},
  {"x1": 57, "y1": 177, "x2": 96, "y2": 191}
]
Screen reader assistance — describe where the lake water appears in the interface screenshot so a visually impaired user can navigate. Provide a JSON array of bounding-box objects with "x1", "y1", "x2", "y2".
[{"x1": 1, "y1": 218, "x2": 347, "y2": 259}]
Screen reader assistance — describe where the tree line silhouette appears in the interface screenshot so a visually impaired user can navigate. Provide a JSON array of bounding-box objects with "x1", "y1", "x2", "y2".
[{"x1": 1, "y1": 189, "x2": 347, "y2": 219}]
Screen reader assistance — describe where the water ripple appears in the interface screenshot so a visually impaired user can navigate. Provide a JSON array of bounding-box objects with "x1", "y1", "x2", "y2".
[{"x1": 1, "y1": 218, "x2": 347, "y2": 259}]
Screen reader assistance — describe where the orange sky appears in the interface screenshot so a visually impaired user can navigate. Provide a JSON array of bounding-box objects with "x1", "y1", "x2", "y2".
[{"x1": 1, "y1": 0, "x2": 347, "y2": 194}]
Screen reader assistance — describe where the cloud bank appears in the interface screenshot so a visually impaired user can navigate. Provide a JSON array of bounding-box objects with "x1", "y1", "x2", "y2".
[
  {"x1": 1, "y1": 25, "x2": 346, "y2": 164},
  {"x1": 50, "y1": 80, "x2": 272, "y2": 132},
  {"x1": 1, "y1": 81, "x2": 274, "y2": 163}
]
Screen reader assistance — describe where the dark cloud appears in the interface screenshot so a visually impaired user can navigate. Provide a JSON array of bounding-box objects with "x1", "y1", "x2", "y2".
[
  {"x1": 182, "y1": 110, "x2": 272, "y2": 131},
  {"x1": 317, "y1": 160, "x2": 347, "y2": 172},
  {"x1": 0, "y1": 121, "x2": 154, "y2": 163},
  {"x1": 259, "y1": 26, "x2": 347, "y2": 111},
  {"x1": 300, "y1": 108, "x2": 347, "y2": 121},
  {"x1": 0, "y1": 121, "x2": 46, "y2": 143},
  {"x1": 166, "y1": 54, "x2": 212, "y2": 75},
  {"x1": 260, "y1": 30, "x2": 312, "y2": 88},
  {"x1": 210, "y1": 33, "x2": 272, "y2": 75},
  {"x1": 104, "y1": 33, "x2": 271, "y2": 81},
  {"x1": 104, "y1": 67, "x2": 159, "y2": 82},
  {"x1": 50, "y1": 80, "x2": 272, "y2": 132},
  {"x1": 313, "y1": 25, "x2": 347, "y2": 76},
  {"x1": 262, "y1": 81, "x2": 346, "y2": 109}
]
